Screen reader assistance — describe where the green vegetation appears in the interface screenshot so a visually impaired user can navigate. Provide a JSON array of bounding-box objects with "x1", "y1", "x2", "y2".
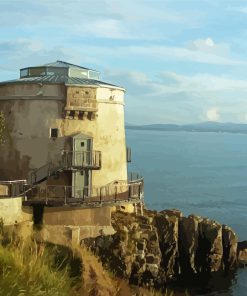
[
  {"x1": 0, "y1": 241, "x2": 77, "y2": 296},
  {"x1": 0, "y1": 221, "x2": 191, "y2": 296},
  {"x1": 0, "y1": 220, "x2": 79, "y2": 296}
]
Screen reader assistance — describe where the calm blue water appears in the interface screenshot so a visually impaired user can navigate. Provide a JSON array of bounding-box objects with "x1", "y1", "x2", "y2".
[{"x1": 126, "y1": 129, "x2": 247, "y2": 296}]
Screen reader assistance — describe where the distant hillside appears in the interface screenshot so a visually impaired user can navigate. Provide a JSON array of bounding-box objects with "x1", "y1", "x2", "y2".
[{"x1": 126, "y1": 122, "x2": 247, "y2": 134}]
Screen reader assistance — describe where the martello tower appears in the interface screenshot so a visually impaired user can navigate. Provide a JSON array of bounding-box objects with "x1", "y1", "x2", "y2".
[{"x1": 0, "y1": 61, "x2": 143, "y2": 204}]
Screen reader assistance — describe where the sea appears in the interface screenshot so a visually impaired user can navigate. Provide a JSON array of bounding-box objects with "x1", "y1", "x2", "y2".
[{"x1": 126, "y1": 129, "x2": 247, "y2": 296}]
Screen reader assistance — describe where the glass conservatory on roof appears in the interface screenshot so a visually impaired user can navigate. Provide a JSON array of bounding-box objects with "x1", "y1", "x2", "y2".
[{"x1": 20, "y1": 60, "x2": 100, "y2": 80}]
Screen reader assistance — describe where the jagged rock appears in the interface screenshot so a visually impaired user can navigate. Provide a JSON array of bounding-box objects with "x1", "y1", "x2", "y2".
[
  {"x1": 178, "y1": 216, "x2": 199, "y2": 273},
  {"x1": 140, "y1": 224, "x2": 153, "y2": 230},
  {"x1": 222, "y1": 225, "x2": 238, "y2": 270},
  {"x1": 188, "y1": 214, "x2": 203, "y2": 223},
  {"x1": 137, "y1": 240, "x2": 146, "y2": 251},
  {"x1": 196, "y1": 219, "x2": 223, "y2": 272},
  {"x1": 160, "y1": 209, "x2": 183, "y2": 218},
  {"x1": 237, "y1": 241, "x2": 247, "y2": 266},
  {"x1": 83, "y1": 210, "x2": 242, "y2": 289},
  {"x1": 153, "y1": 213, "x2": 179, "y2": 278}
]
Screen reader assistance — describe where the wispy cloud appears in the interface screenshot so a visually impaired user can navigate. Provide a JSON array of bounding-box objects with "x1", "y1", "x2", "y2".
[
  {"x1": 205, "y1": 107, "x2": 220, "y2": 121},
  {"x1": 0, "y1": 0, "x2": 201, "y2": 41},
  {"x1": 1, "y1": 0, "x2": 247, "y2": 123},
  {"x1": 83, "y1": 19, "x2": 128, "y2": 39},
  {"x1": 159, "y1": 72, "x2": 247, "y2": 93},
  {"x1": 227, "y1": 5, "x2": 247, "y2": 14},
  {"x1": 105, "y1": 69, "x2": 247, "y2": 123},
  {"x1": 0, "y1": 39, "x2": 43, "y2": 54},
  {"x1": 104, "y1": 0, "x2": 190, "y2": 24},
  {"x1": 125, "y1": 44, "x2": 245, "y2": 66},
  {"x1": 187, "y1": 37, "x2": 230, "y2": 57}
]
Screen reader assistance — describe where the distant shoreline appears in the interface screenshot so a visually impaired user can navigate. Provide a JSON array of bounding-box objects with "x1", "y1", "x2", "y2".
[{"x1": 126, "y1": 122, "x2": 247, "y2": 134}]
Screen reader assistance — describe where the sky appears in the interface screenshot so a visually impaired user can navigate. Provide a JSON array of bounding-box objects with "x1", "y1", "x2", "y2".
[{"x1": 1, "y1": 0, "x2": 247, "y2": 124}]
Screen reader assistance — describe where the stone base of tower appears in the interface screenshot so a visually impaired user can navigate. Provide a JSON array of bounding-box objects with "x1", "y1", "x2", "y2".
[
  {"x1": 34, "y1": 206, "x2": 115, "y2": 245},
  {"x1": 0, "y1": 197, "x2": 32, "y2": 225},
  {"x1": 0, "y1": 197, "x2": 33, "y2": 241}
]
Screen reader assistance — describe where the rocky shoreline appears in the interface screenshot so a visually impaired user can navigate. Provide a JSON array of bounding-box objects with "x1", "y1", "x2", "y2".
[{"x1": 84, "y1": 209, "x2": 247, "y2": 290}]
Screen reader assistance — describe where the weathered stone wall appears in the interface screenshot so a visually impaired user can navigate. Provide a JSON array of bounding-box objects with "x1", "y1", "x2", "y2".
[
  {"x1": 0, "y1": 197, "x2": 32, "y2": 225},
  {"x1": 37, "y1": 206, "x2": 114, "y2": 246},
  {"x1": 42, "y1": 206, "x2": 111, "y2": 226},
  {"x1": 0, "y1": 185, "x2": 8, "y2": 196},
  {"x1": 0, "y1": 83, "x2": 65, "y2": 98},
  {"x1": 0, "y1": 83, "x2": 127, "y2": 187},
  {"x1": 40, "y1": 224, "x2": 115, "y2": 246}
]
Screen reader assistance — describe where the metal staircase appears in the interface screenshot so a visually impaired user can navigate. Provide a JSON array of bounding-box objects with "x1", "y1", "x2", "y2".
[
  {"x1": 28, "y1": 162, "x2": 64, "y2": 185},
  {"x1": 28, "y1": 150, "x2": 102, "y2": 186}
]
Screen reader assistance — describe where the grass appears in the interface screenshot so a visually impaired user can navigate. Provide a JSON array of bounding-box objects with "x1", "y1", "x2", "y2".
[
  {"x1": 0, "y1": 220, "x2": 191, "y2": 296},
  {"x1": 0, "y1": 240, "x2": 77, "y2": 296}
]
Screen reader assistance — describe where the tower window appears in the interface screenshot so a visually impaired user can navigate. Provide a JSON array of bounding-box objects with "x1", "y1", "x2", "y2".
[{"x1": 50, "y1": 128, "x2": 58, "y2": 138}]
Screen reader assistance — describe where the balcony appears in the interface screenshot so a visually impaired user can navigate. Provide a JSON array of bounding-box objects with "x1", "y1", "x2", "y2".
[
  {"x1": 61, "y1": 150, "x2": 101, "y2": 170},
  {"x1": 128, "y1": 172, "x2": 143, "y2": 183},
  {"x1": 0, "y1": 180, "x2": 27, "y2": 197},
  {"x1": 22, "y1": 179, "x2": 144, "y2": 207},
  {"x1": 0, "y1": 174, "x2": 144, "y2": 208}
]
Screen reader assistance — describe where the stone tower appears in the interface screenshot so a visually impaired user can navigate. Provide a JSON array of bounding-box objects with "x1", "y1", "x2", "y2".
[
  {"x1": 0, "y1": 61, "x2": 143, "y2": 241},
  {"x1": 0, "y1": 61, "x2": 130, "y2": 193}
]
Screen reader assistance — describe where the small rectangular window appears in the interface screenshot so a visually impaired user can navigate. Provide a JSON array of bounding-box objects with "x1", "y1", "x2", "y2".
[
  {"x1": 29, "y1": 67, "x2": 46, "y2": 76},
  {"x1": 20, "y1": 69, "x2": 28, "y2": 78},
  {"x1": 50, "y1": 128, "x2": 58, "y2": 138}
]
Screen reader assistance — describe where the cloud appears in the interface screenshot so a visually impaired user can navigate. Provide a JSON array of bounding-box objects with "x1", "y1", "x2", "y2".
[
  {"x1": 83, "y1": 44, "x2": 245, "y2": 66},
  {"x1": 105, "y1": 69, "x2": 247, "y2": 100},
  {"x1": 105, "y1": 69, "x2": 247, "y2": 124},
  {"x1": 187, "y1": 38, "x2": 230, "y2": 57},
  {"x1": 83, "y1": 19, "x2": 127, "y2": 39},
  {"x1": 0, "y1": 40, "x2": 83, "y2": 80},
  {"x1": 227, "y1": 6, "x2": 247, "y2": 14},
  {"x1": 159, "y1": 72, "x2": 247, "y2": 93},
  {"x1": 205, "y1": 107, "x2": 220, "y2": 121},
  {"x1": 78, "y1": 44, "x2": 247, "y2": 66},
  {"x1": 105, "y1": 0, "x2": 189, "y2": 24},
  {"x1": 0, "y1": 0, "x2": 197, "y2": 41},
  {"x1": 238, "y1": 7, "x2": 247, "y2": 14},
  {"x1": 0, "y1": 39, "x2": 43, "y2": 54},
  {"x1": 4, "y1": 38, "x2": 246, "y2": 84}
]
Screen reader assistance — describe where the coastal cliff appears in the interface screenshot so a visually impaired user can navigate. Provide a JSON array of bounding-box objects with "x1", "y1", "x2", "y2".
[
  {"x1": 0, "y1": 209, "x2": 246, "y2": 295},
  {"x1": 84, "y1": 209, "x2": 246, "y2": 289}
]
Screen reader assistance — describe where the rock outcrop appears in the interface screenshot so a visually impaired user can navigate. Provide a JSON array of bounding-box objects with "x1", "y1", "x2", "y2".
[
  {"x1": 237, "y1": 241, "x2": 247, "y2": 267},
  {"x1": 222, "y1": 225, "x2": 238, "y2": 270},
  {"x1": 83, "y1": 209, "x2": 241, "y2": 288}
]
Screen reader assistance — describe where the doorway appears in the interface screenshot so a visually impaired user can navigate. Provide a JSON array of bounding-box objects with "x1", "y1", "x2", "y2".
[{"x1": 72, "y1": 134, "x2": 92, "y2": 198}]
